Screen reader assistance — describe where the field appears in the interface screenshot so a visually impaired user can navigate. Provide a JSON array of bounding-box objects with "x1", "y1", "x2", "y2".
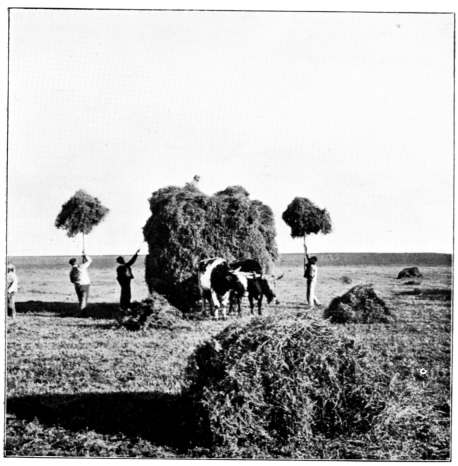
[{"x1": 5, "y1": 254, "x2": 452, "y2": 459}]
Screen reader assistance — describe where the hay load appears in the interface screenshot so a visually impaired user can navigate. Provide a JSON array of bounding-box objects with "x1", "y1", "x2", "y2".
[
  {"x1": 185, "y1": 313, "x2": 390, "y2": 457},
  {"x1": 55, "y1": 189, "x2": 109, "y2": 249},
  {"x1": 143, "y1": 184, "x2": 278, "y2": 313},
  {"x1": 324, "y1": 284, "x2": 393, "y2": 324}
]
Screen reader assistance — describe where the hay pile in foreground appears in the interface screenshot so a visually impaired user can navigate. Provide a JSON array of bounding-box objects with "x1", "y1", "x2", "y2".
[
  {"x1": 324, "y1": 284, "x2": 393, "y2": 324},
  {"x1": 114, "y1": 297, "x2": 189, "y2": 331},
  {"x1": 184, "y1": 312, "x2": 390, "y2": 457},
  {"x1": 143, "y1": 184, "x2": 278, "y2": 313}
]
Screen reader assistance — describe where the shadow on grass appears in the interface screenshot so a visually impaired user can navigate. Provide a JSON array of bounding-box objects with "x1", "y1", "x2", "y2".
[
  {"x1": 16, "y1": 301, "x2": 119, "y2": 320},
  {"x1": 7, "y1": 391, "x2": 201, "y2": 453},
  {"x1": 395, "y1": 288, "x2": 452, "y2": 301}
]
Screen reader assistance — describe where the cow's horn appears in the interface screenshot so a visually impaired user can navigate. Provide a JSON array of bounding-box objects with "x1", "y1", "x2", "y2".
[{"x1": 276, "y1": 272, "x2": 285, "y2": 280}]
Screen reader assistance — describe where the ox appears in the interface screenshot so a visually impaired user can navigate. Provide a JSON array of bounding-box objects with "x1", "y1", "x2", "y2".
[
  {"x1": 229, "y1": 259, "x2": 284, "y2": 316},
  {"x1": 197, "y1": 257, "x2": 250, "y2": 320}
]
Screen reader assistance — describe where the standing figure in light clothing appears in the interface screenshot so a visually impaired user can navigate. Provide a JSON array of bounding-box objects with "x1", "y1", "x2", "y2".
[
  {"x1": 69, "y1": 254, "x2": 92, "y2": 313},
  {"x1": 304, "y1": 254, "x2": 321, "y2": 307},
  {"x1": 7, "y1": 263, "x2": 18, "y2": 319}
]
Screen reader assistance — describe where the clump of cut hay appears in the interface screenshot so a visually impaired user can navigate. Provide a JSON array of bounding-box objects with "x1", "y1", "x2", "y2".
[
  {"x1": 403, "y1": 280, "x2": 421, "y2": 286},
  {"x1": 143, "y1": 184, "x2": 278, "y2": 313},
  {"x1": 398, "y1": 267, "x2": 423, "y2": 279},
  {"x1": 341, "y1": 275, "x2": 352, "y2": 284},
  {"x1": 184, "y1": 312, "x2": 390, "y2": 457},
  {"x1": 282, "y1": 197, "x2": 332, "y2": 238},
  {"x1": 324, "y1": 284, "x2": 393, "y2": 324},
  {"x1": 115, "y1": 297, "x2": 188, "y2": 331},
  {"x1": 55, "y1": 190, "x2": 109, "y2": 237}
]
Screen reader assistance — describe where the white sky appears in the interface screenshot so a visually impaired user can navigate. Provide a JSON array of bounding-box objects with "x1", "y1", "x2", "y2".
[{"x1": 6, "y1": 5, "x2": 454, "y2": 256}]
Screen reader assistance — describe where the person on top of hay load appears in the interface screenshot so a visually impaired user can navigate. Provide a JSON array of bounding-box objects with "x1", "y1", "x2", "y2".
[
  {"x1": 7, "y1": 263, "x2": 18, "y2": 319},
  {"x1": 304, "y1": 253, "x2": 321, "y2": 308},
  {"x1": 69, "y1": 254, "x2": 92, "y2": 314},
  {"x1": 116, "y1": 249, "x2": 141, "y2": 310}
]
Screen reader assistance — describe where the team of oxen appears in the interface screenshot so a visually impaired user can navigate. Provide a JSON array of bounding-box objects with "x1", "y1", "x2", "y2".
[{"x1": 197, "y1": 257, "x2": 284, "y2": 319}]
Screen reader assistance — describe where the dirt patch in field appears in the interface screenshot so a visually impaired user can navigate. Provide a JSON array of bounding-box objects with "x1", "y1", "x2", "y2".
[{"x1": 396, "y1": 288, "x2": 451, "y2": 302}]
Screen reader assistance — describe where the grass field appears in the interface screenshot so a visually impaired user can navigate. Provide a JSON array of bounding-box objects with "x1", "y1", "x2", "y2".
[{"x1": 5, "y1": 255, "x2": 452, "y2": 458}]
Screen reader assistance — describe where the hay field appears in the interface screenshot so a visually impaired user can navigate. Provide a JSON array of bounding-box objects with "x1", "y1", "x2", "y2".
[{"x1": 5, "y1": 255, "x2": 451, "y2": 459}]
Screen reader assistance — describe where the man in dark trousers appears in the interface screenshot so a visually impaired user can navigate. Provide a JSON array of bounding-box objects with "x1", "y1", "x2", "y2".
[{"x1": 116, "y1": 249, "x2": 141, "y2": 310}]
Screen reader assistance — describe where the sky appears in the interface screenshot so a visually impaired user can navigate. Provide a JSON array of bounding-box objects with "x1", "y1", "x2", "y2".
[{"x1": 6, "y1": 6, "x2": 454, "y2": 257}]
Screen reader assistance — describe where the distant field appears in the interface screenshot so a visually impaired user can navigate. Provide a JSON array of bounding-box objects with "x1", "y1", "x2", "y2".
[
  {"x1": 278, "y1": 252, "x2": 452, "y2": 267},
  {"x1": 9, "y1": 252, "x2": 453, "y2": 270}
]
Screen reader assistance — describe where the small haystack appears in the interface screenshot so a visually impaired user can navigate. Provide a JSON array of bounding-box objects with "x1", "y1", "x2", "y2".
[
  {"x1": 114, "y1": 297, "x2": 188, "y2": 331},
  {"x1": 143, "y1": 184, "x2": 278, "y2": 313},
  {"x1": 340, "y1": 276, "x2": 352, "y2": 284},
  {"x1": 397, "y1": 267, "x2": 423, "y2": 279},
  {"x1": 324, "y1": 284, "x2": 393, "y2": 324},
  {"x1": 185, "y1": 312, "x2": 390, "y2": 457}
]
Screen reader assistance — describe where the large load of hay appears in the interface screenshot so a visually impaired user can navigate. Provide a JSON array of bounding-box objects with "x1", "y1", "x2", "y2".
[
  {"x1": 324, "y1": 284, "x2": 393, "y2": 324},
  {"x1": 143, "y1": 184, "x2": 278, "y2": 312},
  {"x1": 184, "y1": 312, "x2": 390, "y2": 457}
]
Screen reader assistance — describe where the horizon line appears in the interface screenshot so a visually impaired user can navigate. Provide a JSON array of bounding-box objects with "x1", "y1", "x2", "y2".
[{"x1": 5, "y1": 252, "x2": 453, "y2": 258}]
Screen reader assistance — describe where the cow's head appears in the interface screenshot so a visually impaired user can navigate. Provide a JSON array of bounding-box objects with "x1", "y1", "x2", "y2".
[
  {"x1": 255, "y1": 272, "x2": 284, "y2": 304},
  {"x1": 226, "y1": 268, "x2": 248, "y2": 297}
]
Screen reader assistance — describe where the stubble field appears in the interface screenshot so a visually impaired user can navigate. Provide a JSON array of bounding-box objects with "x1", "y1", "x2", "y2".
[{"x1": 5, "y1": 255, "x2": 452, "y2": 459}]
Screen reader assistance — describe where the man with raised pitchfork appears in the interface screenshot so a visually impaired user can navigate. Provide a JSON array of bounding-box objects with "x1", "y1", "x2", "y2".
[
  {"x1": 116, "y1": 249, "x2": 141, "y2": 310},
  {"x1": 69, "y1": 253, "x2": 92, "y2": 314},
  {"x1": 304, "y1": 253, "x2": 321, "y2": 308}
]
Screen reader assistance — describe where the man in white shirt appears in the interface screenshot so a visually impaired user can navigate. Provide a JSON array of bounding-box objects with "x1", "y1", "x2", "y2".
[
  {"x1": 304, "y1": 254, "x2": 321, "y2": 308},
  {"x1": 7, "y1": 263, "x2": 18, "y2": 319},
  {"x1": 69, "y1": 254, "x2": 92, "y2": 313}
]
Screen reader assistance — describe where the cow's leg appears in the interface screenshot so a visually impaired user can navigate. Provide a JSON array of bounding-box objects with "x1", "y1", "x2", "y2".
[
  {"x1": 258, "y1": 296, "x2": 263, "y2": 316},
  {"x1": 211, "y1": 290, "x2": 221, "y2": 319},
  {"x1": 237, "y1": 296, "x2": 242, "y2": 317},
  {"x1": 228, "y1": 291, "x2": 234, "y2": 316},
  {"x1": 200, "y1": 288, "x2": 206, "y2": 314},
  {"x1": 220, "y1": 293, "x2": 230, "y2": 320},
  {"x1": 248, "y1": 295, "x2": 255, "y2": 315}
]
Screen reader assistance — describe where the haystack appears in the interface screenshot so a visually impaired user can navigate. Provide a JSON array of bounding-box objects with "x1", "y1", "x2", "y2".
[
  {"x1": 185, "y1": 312, "x2": 390, "y2": 457},
  {"x1": 143, "y1": 184, "x2": 278, "y2": 312},
  {"x1": 114, "y1": 297, "x2": 188, "y2": 331},
  {"x1": 324, "y1": 284, "x2": 393, "y2": 324},
  {"x1": 397, "y1": 267, "x2": 423, "y2": 279}
]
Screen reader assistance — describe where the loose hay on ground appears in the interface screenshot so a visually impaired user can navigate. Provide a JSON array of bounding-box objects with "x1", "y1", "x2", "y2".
[
  {"x1": 323, "y1": 284, "x2": 393, "y2": 324},
  {"x1": 184, "y1": 312, "x2": 391, "y2": 457},
  {"x1": 397, "y1": 267, "x2": 423, "y2": 279},
  {"x1": 115, "y1": 297, "x2": 190, "y2": 331}
]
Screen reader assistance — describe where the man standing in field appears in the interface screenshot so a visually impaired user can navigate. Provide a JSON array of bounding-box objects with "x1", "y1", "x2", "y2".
[
  {"x1": 304, "y1": 254, "x2": 321, "y2": 308},
  {"x1": 116, "y1": 249, "x2": 141, "y2": 310},
  {"x1": 7, "y1": 263, "x2": 18, "y2": 319},
  {"x1": 69, "y1": 254, "x2": 92, "y2": 314}
]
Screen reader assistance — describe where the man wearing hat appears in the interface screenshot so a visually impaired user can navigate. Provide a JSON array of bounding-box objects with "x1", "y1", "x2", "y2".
[
  {"x1": 7, "y1": 263, "x2": 18, "y2": 319},
  {"x1": 69, "y1": 254, "x2": 92, "y2": 313},
  {"x1": 116, "y1": 249, "x2": 141, "y2": 310}
]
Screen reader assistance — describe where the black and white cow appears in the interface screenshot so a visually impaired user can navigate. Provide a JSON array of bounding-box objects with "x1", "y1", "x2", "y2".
[
  {"x1": 197, "y1": 258, "x2": 250, "y2": 320},
  {"x1": 229, "y1": 259, "x2": 284, "y2": 316}
]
